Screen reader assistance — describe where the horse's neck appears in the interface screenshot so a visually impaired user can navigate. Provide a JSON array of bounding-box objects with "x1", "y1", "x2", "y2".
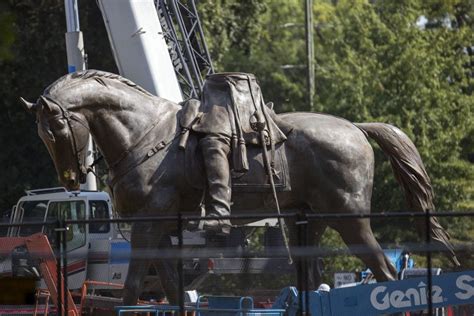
[{"x1": 70, "y1": 84, "x2": 173, "y2": 166}]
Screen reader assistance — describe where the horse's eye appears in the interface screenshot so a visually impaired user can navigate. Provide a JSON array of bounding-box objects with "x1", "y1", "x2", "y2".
[{"x1": 50, "y1": 118, "x2": 66, "y2": 130}]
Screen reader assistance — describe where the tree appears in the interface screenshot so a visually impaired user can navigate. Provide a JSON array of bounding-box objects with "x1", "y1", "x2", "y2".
[
  {"x1": 312, "y1": 0, "x2": 473, "y2": 267},
  {"x1": 0, "y1": 2, "x2": 15, "y2": 61}
]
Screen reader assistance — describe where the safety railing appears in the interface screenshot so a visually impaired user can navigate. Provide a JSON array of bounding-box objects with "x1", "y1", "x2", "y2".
[{"x1": 0, "y1": 210, "x2": 473, "y2": 315}]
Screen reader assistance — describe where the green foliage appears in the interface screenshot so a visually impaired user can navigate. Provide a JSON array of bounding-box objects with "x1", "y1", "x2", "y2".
[{"x1": 0, "y1": 3, "x2": 15, "y2": 61}]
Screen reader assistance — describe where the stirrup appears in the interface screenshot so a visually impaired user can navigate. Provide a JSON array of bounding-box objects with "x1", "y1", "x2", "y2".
[{"x1": 202, "y1": 219, "x2": 232, "y2": 235}]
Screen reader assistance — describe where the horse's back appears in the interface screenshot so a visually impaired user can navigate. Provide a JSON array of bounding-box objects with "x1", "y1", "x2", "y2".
[
  {"x1": 279, "y1": 112, "x2": 374, "y2": 212},
  {"x1": 279, "y1": 112, "x2": 369, "y2": 153}
]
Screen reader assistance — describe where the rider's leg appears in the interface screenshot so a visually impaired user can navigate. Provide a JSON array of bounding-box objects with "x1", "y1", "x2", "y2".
[{"x1": 199, "y1": 134, "x2": 232, "y2": 234}]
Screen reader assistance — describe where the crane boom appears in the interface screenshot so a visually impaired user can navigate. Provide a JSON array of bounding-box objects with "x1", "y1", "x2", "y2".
[
  {"x1": 97, "y1": 0, "x2": 183, "y2": 102},
  {"x1": 97, "y1": 0, "x2": 214, "y2": 101}
]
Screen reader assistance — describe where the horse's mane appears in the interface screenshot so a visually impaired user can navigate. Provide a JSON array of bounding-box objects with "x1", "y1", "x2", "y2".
[{"x1": 43, "y1": 69, "x2": 154, "y2": 98}]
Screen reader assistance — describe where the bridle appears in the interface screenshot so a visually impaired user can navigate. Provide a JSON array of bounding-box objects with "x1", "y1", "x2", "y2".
[
  {"x1": 39, "y1": 95, "x2": 91, "y2": 183},
  {"x1": 39, "y1": 95, "x2": 179, "y2": 188}
]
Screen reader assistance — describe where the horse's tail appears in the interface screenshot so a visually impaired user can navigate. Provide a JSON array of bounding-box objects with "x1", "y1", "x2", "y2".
[{"x1": 355, "y1": 122, "x2": 460, "y2": 266}]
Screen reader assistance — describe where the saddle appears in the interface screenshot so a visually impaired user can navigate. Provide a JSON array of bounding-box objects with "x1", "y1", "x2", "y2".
[
  {"x1": 178, "y1": 72, "x2": 294, "y2": 192},
  {"x1": 179, "y1": 98, "x2": 293, "y2": 192}
]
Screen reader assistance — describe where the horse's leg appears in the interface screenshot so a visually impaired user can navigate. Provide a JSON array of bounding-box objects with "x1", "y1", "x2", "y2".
[
  {"x1": 332, "y1": 218, "x2": 397, "y2": 281},
  {"x1": 123, "y1": 222, "x2": 154, "y2": 305},
  {"x1": 307, "y1": 222, "x2": 327, "y2": 288},
  {"x1": 123, "y1": 221, "x2": 179, "y2": 305},
  {"x1": 153, "y1": 231, "x2": 180, "y2": 304},
  {"x1": 287, "y1": 219, "x2": 327, "y2": 289}
]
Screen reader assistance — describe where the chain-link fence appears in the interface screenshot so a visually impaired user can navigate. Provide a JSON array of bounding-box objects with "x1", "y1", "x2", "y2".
[{"x1": 0, "y1": 209, "x2": 473, "y2": 315}]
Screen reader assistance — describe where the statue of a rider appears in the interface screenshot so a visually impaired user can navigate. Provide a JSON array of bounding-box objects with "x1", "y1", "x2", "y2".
[{"x1": 190, "y1": 72, "x2": 286, "y2": 234}]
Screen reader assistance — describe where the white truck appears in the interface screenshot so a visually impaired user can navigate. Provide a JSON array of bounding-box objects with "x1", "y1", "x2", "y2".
[{"x1": 1, "y1": 187, "x2": 130, "y2": 291}]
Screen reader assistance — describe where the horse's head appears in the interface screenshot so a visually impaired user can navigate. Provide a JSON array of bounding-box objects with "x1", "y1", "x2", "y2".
[{"x1": 21, "y1": 95, "x2": 90, "y2": 191}]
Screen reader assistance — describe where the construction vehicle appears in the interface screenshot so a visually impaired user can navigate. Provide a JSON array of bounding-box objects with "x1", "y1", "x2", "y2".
[
  {"x1": 0, "y1": 188, "x2": 131, "y2": 314},
  {"x1": 1, "y1": 188, "x2": 127, "y2": 288},
  {"x1": 0, "y1": 188, "x2": 167, "y2": 314},
  {"x1": 268, "y1": 269, "x2": 474, "y2": 316}
]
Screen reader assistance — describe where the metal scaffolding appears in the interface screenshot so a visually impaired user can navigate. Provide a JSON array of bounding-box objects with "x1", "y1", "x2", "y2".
[{"x1": 156, "y1": 0, "x2": 215, "y2": 99}]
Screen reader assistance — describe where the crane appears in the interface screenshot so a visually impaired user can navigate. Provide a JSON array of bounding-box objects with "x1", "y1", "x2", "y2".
[{"x1": 96, "y1": 0, "x2": 214, "y2": 100}]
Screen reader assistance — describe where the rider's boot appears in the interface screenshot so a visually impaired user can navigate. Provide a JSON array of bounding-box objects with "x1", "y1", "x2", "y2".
[{"x1": 200, "y1": 135, "x2": 232, "y2": 235}]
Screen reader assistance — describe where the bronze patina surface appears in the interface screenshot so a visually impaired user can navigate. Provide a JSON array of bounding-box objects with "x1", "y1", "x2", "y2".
[{"x1": 22, "y1": 70, "x2": 458, "y2": 305}]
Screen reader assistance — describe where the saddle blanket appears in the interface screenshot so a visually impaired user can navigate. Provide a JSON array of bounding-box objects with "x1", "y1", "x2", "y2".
[{"x1": 185, "y1": 135, "x2": 291, "y2": 192}]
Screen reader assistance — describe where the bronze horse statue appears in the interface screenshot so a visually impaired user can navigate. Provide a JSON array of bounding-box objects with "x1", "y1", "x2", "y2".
[{"x1": 21, "y1": 70, "x2": 458, "y2": 304}]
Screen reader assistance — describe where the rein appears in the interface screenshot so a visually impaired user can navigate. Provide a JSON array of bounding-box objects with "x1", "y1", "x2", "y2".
[
  {"x1": 107, "y1": 119, "x2": 182, "y2": 187},
  {"x1": 107, "y1": 116, "x2": 166, "y2": 170}
]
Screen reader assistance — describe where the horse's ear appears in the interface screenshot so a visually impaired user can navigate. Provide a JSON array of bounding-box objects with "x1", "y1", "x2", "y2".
[
  {"x1": 39, "y1": 95, "x2": 56, "y2": 113},
  {"x1": 20, "y1": 97, "x2": 36, "y2": 113}
]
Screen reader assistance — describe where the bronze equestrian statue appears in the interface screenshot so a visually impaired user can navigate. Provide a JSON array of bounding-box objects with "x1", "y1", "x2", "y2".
[{"x1": 21, "y1": 70, "x2": 459, "y2": 305}]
